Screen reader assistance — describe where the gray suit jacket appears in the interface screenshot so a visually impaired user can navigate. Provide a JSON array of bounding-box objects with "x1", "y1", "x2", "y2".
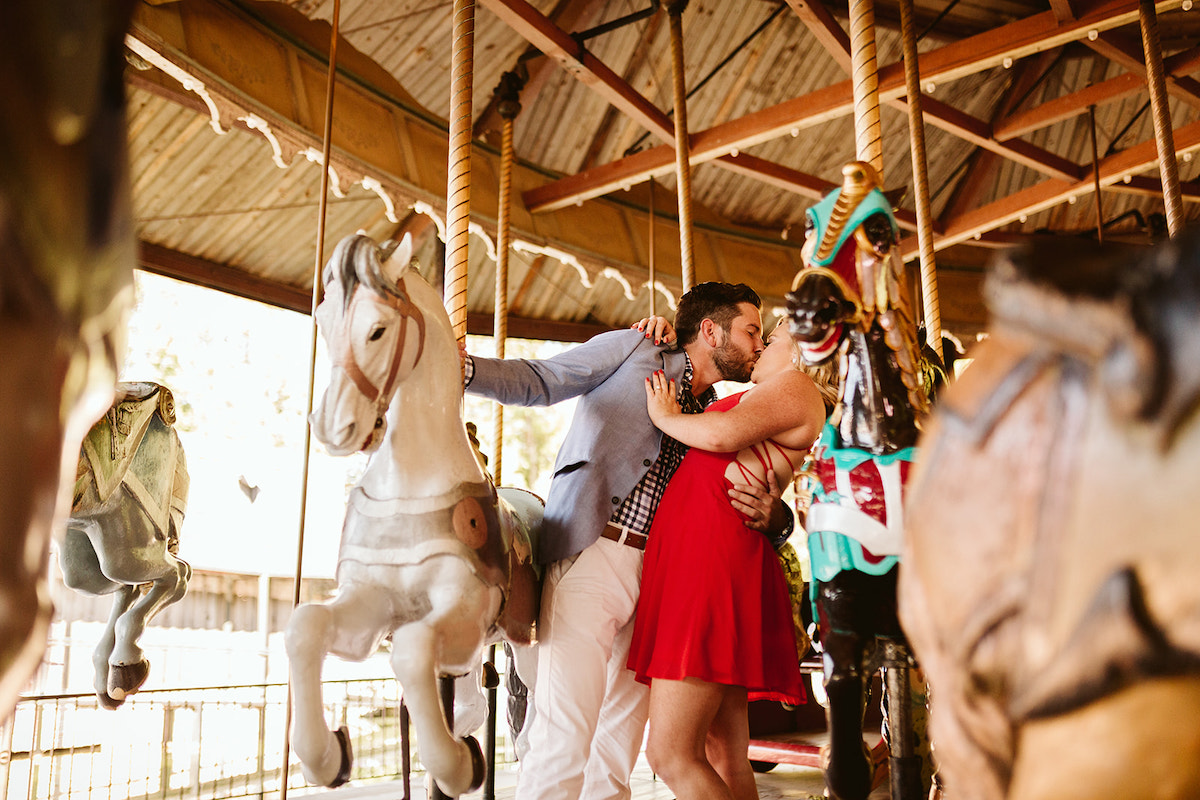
[{"x1": 467, "y1": 329, "x2": 687, "y2": 565}]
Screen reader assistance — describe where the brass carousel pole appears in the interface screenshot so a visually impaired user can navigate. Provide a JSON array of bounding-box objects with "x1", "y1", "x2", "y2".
[
  {"x1": 898, "y1": 0, "x2": 942, "y2": 361},
  {"x1": 666, "y1": 0, "x2": 695, "y2": 291},
  {"x1": 437, "y1": 4, "x2": 476, "y2": 798},
  {"x1": 1138, "y1": 0, "x2": 1184, "y2": 236},
  {"x1": 849, "y1": 0, "x2": 884, "y2": 176},
  {"x1": 445, "y1": 0, "x2": 476, "y2": 340},
  {"x1": 282, "y1": 0, "x2": 340, "y2": 797},
  {"x1": 1090, "y1": 105, "x2": 1105, "y2": 243}
]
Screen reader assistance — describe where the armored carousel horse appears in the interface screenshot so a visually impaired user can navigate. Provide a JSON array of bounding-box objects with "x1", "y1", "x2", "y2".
[
  {"x1": 0, "y1": 0, "x2": 137, "y2": 721},
  {"x1": 286, "y1": 233, "x2": 542, "y2": 797},
  {"x1": 899, "y1": 233, "x2": 1200, "y2": 800},
  {"x1": 786, "y1": 161, "x2": 932, "y2": 800},
  {"x1": 63, "y1": 382, "x2": 191, "y2": 708}
]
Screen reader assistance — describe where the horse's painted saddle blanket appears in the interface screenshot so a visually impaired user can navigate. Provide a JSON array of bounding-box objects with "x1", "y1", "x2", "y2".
[
  {"x1": 73, "y1": 382, "x2": 188, "y2": 540},
  {"x1": 806, "y1": 422, "x2": 915, "y2": 582}
]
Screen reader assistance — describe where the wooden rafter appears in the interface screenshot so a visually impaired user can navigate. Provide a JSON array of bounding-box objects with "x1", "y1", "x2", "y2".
[
  {"x1": 901, "y1": 117, "x2": 1200, "y2": 257},
  {"x1": 1085, "y1": 30, "x2": 1200, "y2": 108},
  {"x1": 479, "y1": 0, "x2": 847, "y2": 215},
  {"x1": 525, "y1": 0, "x2": 1177, "y2": 213}
]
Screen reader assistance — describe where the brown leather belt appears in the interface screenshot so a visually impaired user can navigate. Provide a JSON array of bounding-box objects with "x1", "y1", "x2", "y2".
[{"x1": 601, "y1": 522, "x2": 647, "y2": 551}]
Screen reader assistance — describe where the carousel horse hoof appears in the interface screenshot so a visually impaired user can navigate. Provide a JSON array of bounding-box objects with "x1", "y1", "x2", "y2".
[
  {"x1": 464, "y1": 734, "x2": 486, "y2": 794},
  {"x1": 327, "y1": 726, "x2": 353, "y2": 788},
  {"x1": 481, "y1": 660, "x2": 500, "y2": 689},
  {"x1": 97, "y1": 689, "x2": 124, "y2": 710},
  {"x1": 107, "y1": 659, "x2": 150, "y2": 703}
]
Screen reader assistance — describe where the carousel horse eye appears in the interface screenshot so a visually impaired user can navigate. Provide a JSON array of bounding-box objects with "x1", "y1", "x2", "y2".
[
  {"x1": 374, "y1": 417, "x2": 384, "y2": 429},
  {"x1": 368, "y1": 326, "x2": 386, "y2": 342}
]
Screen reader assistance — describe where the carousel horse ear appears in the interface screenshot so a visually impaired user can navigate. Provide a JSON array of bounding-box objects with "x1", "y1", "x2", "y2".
[{"x1": 379, "y1": 233, "x2": 413, "y2": 285}]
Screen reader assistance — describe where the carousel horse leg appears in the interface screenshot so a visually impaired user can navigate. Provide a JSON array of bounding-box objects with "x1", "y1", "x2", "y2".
[
  {"x1": 285, "y1": 601, "x2": 355, "y2": 787},
  {"x1": 107, "y1": 555, "x2": 190, "y2": 702},
  {"x1": 391, "y1": 623, "x2": 485, "y2": 798},
  {"x1": 820, "y1": 628, "x2": 875, "y2": 800},
  {"x1": 93, "y1": 584, "x2": 137, "y2": 709}
]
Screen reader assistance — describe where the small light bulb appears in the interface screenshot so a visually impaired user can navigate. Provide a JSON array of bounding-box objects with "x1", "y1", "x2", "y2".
[
  {"x1": 1003, "y1": 57, "x2": 1013, "y2": 69},
  {"x1": 791, "y1": 128, "x2": 800, "y2": 138},
  {"x1": 1088, "y1": 29, "x2": 1099, "y2": 40},
  {"x1": 973, "y1": 232, "x2": 981, "y2": 240},
  {"x1": 1019, "y1": 215, "x2": 1028, "y2": 223},
  {"x1": 1184, "y1": 0, "x2": 1193, "y2": 10},
  {"x1": 924, "y1": 82, "x2": 936, "y2": 93},
  {"x1": 1068, "y1": 195, "x2": 1077, "y2": 204},
  {"x1": 1123, "y1": 174, "x2": 1133, "y2": 184},
  {"x1": 621, "y1": 183, "x2": 631, "y2": 192},
  {"x1": 1185, "y1": 151, "x2": 1194, "y2": 162},
  {"x1": 730, "y1": 148, "x2": 739, "y2": 157}
]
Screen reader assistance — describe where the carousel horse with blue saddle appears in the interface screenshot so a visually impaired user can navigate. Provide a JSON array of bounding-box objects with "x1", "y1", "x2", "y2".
[{"x1": 786, "y1": 161, "x2": 934, "y2": 800}]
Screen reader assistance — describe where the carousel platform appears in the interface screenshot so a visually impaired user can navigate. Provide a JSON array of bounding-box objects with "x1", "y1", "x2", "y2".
[{"x1": 299, "y1": 751, "x2": 834, "y2": 799}]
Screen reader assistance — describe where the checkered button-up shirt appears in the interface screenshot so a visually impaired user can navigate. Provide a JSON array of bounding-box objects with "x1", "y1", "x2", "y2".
[{"x1": 609, "y1": 355, "x2": 716, "y2": 538}]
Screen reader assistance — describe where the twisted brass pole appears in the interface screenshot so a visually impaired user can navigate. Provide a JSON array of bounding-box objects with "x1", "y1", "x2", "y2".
[
  {"x1": 667, "y1": 1, "x2": 695, "y2": 291},
  {"x1": 898, "y1": 0, "x2": 941, "y2": 360},
  {"x1": 648, "y1": 176, "x2": 657, "y2": 317},
  {"x1": 1139, "y1": 0, "x2": 1183, "y2": 236},
  {"x1": 445, "y1": 0, "x2": 476, "y2": 339},
  {"x1": 492, "y1": 70, "x2": 523, "y2": 484},
  {"x1": 849, "y1": 0, "x2": 884, "y2": 177},
  {"x1": 284, "y1": 0, "x2": 340, "y2": 796}
]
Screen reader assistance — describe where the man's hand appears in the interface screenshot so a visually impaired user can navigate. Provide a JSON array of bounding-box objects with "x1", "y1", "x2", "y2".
[
  {"x1": 632, "y1": 315, "x2": 676, "y2": 345},
  {"x1": 729, "y1": 468, "x2": 792, "y2": 539}
]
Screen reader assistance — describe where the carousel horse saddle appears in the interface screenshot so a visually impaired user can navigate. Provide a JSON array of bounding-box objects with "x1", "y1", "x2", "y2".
[{"x1": 73, "y1": 382, "x2": 187, "y2": 541}]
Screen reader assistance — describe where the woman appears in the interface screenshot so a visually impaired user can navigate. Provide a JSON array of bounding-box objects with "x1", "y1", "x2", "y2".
[{"x1": 627, "y1": 322, "x2": 825, "y2": 800}]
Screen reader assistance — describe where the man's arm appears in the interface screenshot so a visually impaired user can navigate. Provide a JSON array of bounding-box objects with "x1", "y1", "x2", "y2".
[{"x1": 466, "y1": 329, "x2": 653, "y2": 407}]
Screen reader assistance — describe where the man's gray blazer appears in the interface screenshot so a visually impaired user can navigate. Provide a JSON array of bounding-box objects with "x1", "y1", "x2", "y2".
[{"x1": 467, "y1": 329, "x2": 687, "y2": 565}]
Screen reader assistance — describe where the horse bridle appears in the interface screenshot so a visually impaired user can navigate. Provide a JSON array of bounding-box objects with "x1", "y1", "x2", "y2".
[{"x1": 331, "y1": 277, "x2": 427, "y2": 424}]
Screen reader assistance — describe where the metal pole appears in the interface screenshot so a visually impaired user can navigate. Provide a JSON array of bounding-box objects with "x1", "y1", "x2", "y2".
[
  {"x1": 1138, "y1": 0, "x2": 1184, "y2": 236},
  {"x1": 1089, "y1": 105, "x2": 1105, "y2": 243},
  {"x1": 648, "y1": 176, "x2": 657, "y2": 316},
  {"x1": 849, "y1": 0, "x2": 884, "y2": 177},
  {"x1": 282, "y1": 1, "x2": 340, "y2": 795},
  {"x1": 898, "y1": 0, "x2": 941, "y2": 360},
  {"x1": 445, "y1": 0, "x2": 476, "y2": 339},
  {"x1": 666, "y1": 1, "x2": 695, "y2": 291}
]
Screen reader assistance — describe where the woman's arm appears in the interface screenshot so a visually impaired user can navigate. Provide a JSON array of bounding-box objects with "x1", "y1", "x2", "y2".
[{"x1": 645, "y1": 369, "x2": 825, "y2": 452}]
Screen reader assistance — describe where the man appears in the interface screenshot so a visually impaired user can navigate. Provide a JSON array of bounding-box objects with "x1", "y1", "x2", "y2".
[{"x1": 464, "y1": 282, "x2": 794, "y2": 800}]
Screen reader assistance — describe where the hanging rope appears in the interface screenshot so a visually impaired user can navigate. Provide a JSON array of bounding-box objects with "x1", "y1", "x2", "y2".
[
  {"x1": 283, "y1": 1, "x2": 341, "y2": 797},
  {"x1": 492, "y1": 70, "x2": 523, "y2": 485},
  {"x1": 1138, "y1": 0, "x2": 1184, "y2": 237},
  {"x1": 667, "y1": 1, "x2": 695, "y2": 291},
  {"x1": 898, "y1": 0, "x2": 941, "y2": 360},
  {"x1": 445, "y1": 0, "x2": 476, "y2": 339},
  {"x1": 849, "y1": 0, "x2": 884, "y2": 176},
  {"x1": 1089, "y1": 105, "x2": 1104, "y2": 243}
]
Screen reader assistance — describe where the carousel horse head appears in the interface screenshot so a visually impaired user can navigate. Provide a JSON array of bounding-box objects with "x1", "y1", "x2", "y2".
[
  {"x1": 900, "y1": 231, "x2": 1200, "y2": 800},
  {"x1": 310, "y1": 232, "x2": 427, "y2": 456},
  {"x1": 0, "y1": 0, "x2": 136, "y2": 722},
  {"x1": 786, "y1": 161, "x2": 900, "y2": 365},
  {"x1": 289, "y1": 232, "x2": 542, "y2": 797}
]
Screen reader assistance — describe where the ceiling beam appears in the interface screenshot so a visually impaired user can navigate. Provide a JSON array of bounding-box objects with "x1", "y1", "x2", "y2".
[
  {"x1": 526, "y1": 0, "x2": 1171, "y2": 212},
  {"x1": 1085, "y1": 31, "x2": 1200, "y2": 108},
  {"x1": 1106, "y1": 173, "x2": 1200, "y2": 201},
  {"x1": 900, "y1": 116, "x2": 1200, "y2": 257},
  {"x1": 480, "y1": 0, "x2": 851, "y2": 217}
]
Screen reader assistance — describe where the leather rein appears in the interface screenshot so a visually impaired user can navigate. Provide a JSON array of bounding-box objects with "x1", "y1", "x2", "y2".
[{"x1": 331, "y1": 277, "x2": 427, "y2": 422}]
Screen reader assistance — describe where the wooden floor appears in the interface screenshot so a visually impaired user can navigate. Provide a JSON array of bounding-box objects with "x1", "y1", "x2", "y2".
[{"x1": 301, "y1": 753, "x2": 835, "y2": 800}]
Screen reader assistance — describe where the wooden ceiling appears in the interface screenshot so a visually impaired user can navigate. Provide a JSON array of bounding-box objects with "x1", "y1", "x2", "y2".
[{"x1": 124, "y1": 0, "x2": 1200, "y2": 342}]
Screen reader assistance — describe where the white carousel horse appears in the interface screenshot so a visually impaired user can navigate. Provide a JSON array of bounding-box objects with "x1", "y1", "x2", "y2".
[
  {"x1": 0, "y1": 0, "x2": 137, "y2": 722},
  {"x1": 61, "y1": 382, "x2": 191, "y2": 708},
  {"x1": 286, "y1": 232, "x2": 542, "y2": 797}
]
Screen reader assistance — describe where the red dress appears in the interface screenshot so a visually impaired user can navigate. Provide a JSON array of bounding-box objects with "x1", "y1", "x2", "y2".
[{"x1": 627, "y1": 392, "x2": 806, "y2": 705}]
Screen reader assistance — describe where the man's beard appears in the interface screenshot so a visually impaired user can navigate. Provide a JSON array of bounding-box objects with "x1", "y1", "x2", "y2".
[{"x1": 713, "y1": 339, "x2": 755, "y2": 382}]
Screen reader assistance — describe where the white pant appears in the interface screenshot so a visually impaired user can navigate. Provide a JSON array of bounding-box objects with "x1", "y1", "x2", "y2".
[{"x1": 514, "y1": 536, "x2": 649, "y2": 800}]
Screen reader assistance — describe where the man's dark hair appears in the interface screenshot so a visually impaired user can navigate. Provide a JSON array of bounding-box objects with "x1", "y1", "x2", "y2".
[{"x1": 674, "y1": 282, "x2": 762, "y2": 345}]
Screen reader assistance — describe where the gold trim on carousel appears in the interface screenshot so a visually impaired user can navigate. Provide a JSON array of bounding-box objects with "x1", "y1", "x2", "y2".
[{"x1": 813, "y1": 162, "x2": 880, "y2": 264}]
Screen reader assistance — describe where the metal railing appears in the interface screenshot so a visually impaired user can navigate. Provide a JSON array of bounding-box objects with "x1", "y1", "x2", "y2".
[{"x1": 1, "y1": 679, "x2": 516, "y2": 800}]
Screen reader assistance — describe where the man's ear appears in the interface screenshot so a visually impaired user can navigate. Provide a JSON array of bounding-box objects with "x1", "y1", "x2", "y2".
[{"x1": 699, "y1": 318, "x2": 720, "y2": 347}]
